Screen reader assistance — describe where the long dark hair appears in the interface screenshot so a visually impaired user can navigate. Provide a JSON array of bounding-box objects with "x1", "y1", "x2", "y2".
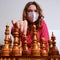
[{"x1": 23, "y1": 1, "x2": 44, "y2": 30}]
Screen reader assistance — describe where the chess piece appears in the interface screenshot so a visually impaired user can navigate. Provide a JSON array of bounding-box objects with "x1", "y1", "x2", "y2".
[
  {"x1": 31, "y1": 25, "x2": 40, "y2": 56},
  {"x1": 19, "y1": 33, "x2": 22, "y2": 56},
  {"x1": 9, "y1": 36, "x2": 12, "y2": 56},
  {"x1": 12, "y1": 26, "x2": 21, "y2": 56},
  {"x1": 19, "y1": 40, "x2": 22, "y2": 56},
  {"x1": 48, "y1": 39, "x2": 53, "y2": 55},
  {"x1": 2, "y1": 24, "x2": 10, "y2": 56},
  {"x1": 9, "y1": 36, "x2": 12, "y2": 48},
  {"x1": 50, "y1": 32, "x2": 59, "y2": 55},
  {"x1": 40, "y1": 37, "x2": 48, "y2": 56},
  {"x1": 22, "y1": 34, "x2": 29, "y2": 56}
]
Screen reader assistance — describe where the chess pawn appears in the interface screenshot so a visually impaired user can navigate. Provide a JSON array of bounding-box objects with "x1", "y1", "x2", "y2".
[
  {"x1": 40, "y1": 37, "x2": 48, "y2": 56},
  {"x1": 12, "y1": 27, "x2": 20, "y2": 56},
  {"x1": 22, "y1": 35, "x2": 29, "y2": 56},
  {"x1": 31, "y1": 25, "x2": 40, "y2": 56},
  {"x1": 2, "y1": 25, "x2": 10, "y2": 56},
  {"x1": 50, "y1": 32, "x2": 59, "y2": 55}
]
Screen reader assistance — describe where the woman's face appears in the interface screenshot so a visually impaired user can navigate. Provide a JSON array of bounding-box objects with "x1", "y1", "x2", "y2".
[{"x1": 27, "y1": 4, "x2": 38, "y2": 23}]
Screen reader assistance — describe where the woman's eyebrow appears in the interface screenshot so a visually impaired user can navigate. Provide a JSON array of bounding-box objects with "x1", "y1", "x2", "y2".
[
  {"x1": 27, "y1": 9, "x2": 32, "y2": 12},
  {"x1": 27, "y1": 9, "x2": 37, "y2": 12}
]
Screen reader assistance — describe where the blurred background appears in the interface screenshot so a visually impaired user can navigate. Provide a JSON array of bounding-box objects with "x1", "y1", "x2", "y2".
[{"x1": 0, "y1": 0, "x2": 60, "y2": 53}]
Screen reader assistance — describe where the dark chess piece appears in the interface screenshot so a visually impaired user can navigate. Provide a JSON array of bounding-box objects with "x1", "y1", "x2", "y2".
[
  {"x1": 40, "y1": 37, "x2": 48, "y2": 56},
  {"x1": 12, "y1": 26, "x2": 21, "y2": 56},
  {"x1": 2, "y1": 24, "x2": 10, "y2": 56},
  {"x1": 31, "y1": 25, "x2": 41, "y2": 56}
]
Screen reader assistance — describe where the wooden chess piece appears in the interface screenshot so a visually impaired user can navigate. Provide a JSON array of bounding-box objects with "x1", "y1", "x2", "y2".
[
  {"x1": 50, "y1": 32, "x2": 59, "y2": 55},
  {"x1": 12, "y1": 26, "x2": 20, "y2": 56},
  {"x1": 31, "y1": 25, "x2": 41, "y2": 56},
  {"x1": 22, "y1": 34, "x2": 29, "y2": 56},
  {"x1": 40, "y1": 37, "x2": 48, "y2": 56},
  {"x1": 48, "y1": 39, "x2": 53, "y2": 55},
  {"x1": 9, "y1": 36, "x2": 12, "y2": 56},
  {"x1": 9, "y1": 36, "x2": 12, "y2": 48},
  {"x1": 18, "y1": 31, "x2": 22, "y2": 56},
  {"x1": 2, "y1": 24, "x2": 10, "y2": 56},
  {"x1": 18, "y1": 39, "x2": 22, "y2": 56}
]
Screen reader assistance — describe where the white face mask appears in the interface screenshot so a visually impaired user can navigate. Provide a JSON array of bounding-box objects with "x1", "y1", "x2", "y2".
[{"x1": 28, "y1": 11, "x2": 38, "y2": 22}]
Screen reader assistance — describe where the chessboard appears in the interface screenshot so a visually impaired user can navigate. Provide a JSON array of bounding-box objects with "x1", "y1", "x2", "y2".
[{"x1": 0, "y1": 24, "x2": 60, "y2": 60}]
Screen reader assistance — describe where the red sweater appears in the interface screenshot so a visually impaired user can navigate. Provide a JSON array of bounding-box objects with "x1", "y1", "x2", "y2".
[
  {"x1": 25, "y1": 20, "x2": 49, "y2": 46},
  {"x1": 11, "y1": 20, "x2": 50, "y2": 54}
]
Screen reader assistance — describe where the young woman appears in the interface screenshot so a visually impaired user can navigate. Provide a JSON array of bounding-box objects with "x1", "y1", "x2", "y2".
[{"x1": 11, "y1": 1, "x2": 50, "y2": 54}]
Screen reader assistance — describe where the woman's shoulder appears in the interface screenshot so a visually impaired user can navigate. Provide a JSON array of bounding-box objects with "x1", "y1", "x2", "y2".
[
  {"x1": 42, "y1": 19, "x2": 46, "y2": 23},
  {"x1": 41, "y1": 19, "x2": 47, "y2": 26}
]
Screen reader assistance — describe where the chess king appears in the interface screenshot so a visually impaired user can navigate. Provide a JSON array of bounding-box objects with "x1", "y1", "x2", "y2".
[{"x1": 11, "y1": 1, "x2": 49, "y2": 55}]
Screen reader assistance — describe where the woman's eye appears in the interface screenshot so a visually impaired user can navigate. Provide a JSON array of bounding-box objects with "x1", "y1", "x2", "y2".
[
  {"x1": 27, "y1": 10, "x2": 32, "y2": 12},
  {"x1": 27, "y1": 10, "x2": 37, "y2": 12},
  {"x1": 34, "y1": 10, "x2": 37, "y2": 12}
]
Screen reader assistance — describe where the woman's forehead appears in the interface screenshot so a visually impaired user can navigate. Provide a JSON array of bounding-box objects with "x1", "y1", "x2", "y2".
[{"x1": 27, "y1": 5, "x2": 36, "y2": 10}]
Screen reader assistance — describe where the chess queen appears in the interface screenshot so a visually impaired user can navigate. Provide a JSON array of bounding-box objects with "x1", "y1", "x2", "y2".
[{"x1": 11, "y1": 1, "x2": 50, "y2": 55}]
